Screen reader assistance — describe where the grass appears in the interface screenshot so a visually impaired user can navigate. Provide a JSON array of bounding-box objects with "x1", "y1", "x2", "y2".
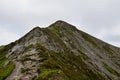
[
  {"x1": 77, "y1": 49, "x2": 89, "y2": 59},
  {"x1": 103, "y1": 62, "x2": 119, "y2": 76},
  {"x1": 49, "y1": 27, "x2": 63, "y2": 38},
  {"x1": 81, "y1": 32, "x2": 97, "y2": 47},
  {"x1": 36, "y1": 56, "x2": 69, "y2": 80},
  {"x1": 0, "y1": 45, "x2": 15, "y2": 80},
  {"x1": 0, "y1": 46, "x2": 4, "y2": 49},
  {"x1": 0, "y1": 47, "x2": 8, "y2": 59},
  {"x1": 36, "y1": 69, "x2": 69, "y2": 80},
  {"x1": 43, "y1": 28, "x2": 67, "y2": 47},
  {"x1": 51, "y1": 52, "x2": 105, "y2": 80},
  {"x1": 0, "y1": 61, "x2": 15, "y2": 80},
  {"x1": 24, "y1": 44, "x2": 34, "y2": 52},
  {"x1": 34, "y1": 44, "x2": 69, "y2": 79},
  {"x1": 103, "y1": 45, "x2": 113, "y2": 55},
  {"x1": 34, "y1": 43, "x2": 105, "y2": 80},
  {"x1": 0, "y1": 58, "x2": 8, "y2": 68},
  {"x1": 37, "y1": 69, "x2": 62, "y2": 79}
]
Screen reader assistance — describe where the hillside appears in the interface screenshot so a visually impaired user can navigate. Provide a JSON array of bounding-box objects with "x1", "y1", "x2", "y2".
[{"x1": 0, "y1": 20, "x2": 120, "y2": 80}]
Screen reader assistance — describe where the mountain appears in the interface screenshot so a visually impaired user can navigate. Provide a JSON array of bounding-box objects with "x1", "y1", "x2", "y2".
[{"x1": 0, "y1": 20, "x2": 120, "y2": 80}]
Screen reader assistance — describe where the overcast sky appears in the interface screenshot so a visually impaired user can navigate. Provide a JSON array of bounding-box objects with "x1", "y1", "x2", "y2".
[{"x1": 0, "y1": 0, "x2": 120, "y2": 47}]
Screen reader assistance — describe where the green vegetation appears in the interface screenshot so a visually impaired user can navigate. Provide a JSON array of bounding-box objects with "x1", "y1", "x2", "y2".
[
  {"x1": 35, "y1": 43, "x2": 68, "y2": 80},
  {"x1": 36, "y1": 56, "x2": 69, "y2": 80},
  {"x1": 77, "y1": 49, "x2": 89, "y2": 59},
  {"x1": 0, "y1": 46, "x2": 15, "y2": 80},
  {"x1": 0, "y1": 61, "x2": 15, "y2": 80},
  {"x1": 0, "y1": 47, "x2": 8, "y2": 59},
  {"x1": 81, "y1": 32, "x2": 97, "y2": 47},
  {"x1": 39, "y1": 69, "x2": 59, "y2": 79},
  {"x1": 49, "y1": 25, "x2": 80, "y2": 49},
  {"x1": 49, "y1": 27, "x2": 63, "y2": 38},
  {"x1": 24, "y1": 44, "x2": 34, "y2": 52},
  {"x1": 103, "y1": 62, "x2": 119, "y2": 76},
  {"x1": 0, "y1": 58, "x2": 8, "y2": 67},
  {"x1": 37, "y1": 69, "x2": 66, "y2": 80},
  {"x1": 34, "y1": 43, "x2": 105, "y2": 80},
  {"x1": 0, "y1": 46, "x2": 4, "y2": 49},
  {"x1": 52, "y1": 52, "x2": 105, "y2": 80},
  {"x1": 103, "y1": 45, "x2": 113, "y2": 55},
  {"x1": 42, "y1": 28, "x2": 67, "y2": 49}
]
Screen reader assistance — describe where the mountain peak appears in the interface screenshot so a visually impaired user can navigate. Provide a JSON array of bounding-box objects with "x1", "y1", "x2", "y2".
[
  {"x1": 31, "y1": 26, "x2": 41, "y2": 31},
  {"x1": 54, "y1": 20, "x2": 68, "y2": 24},
  {"x1": 48, "y1": 20, "x2": 77, "y2": 31},
  {"x1": 1, "y1": 20, "x2": 120, "y2": 80},
  {"x1": 49, "y1": 20, "x2": 71, "y2": 26}
]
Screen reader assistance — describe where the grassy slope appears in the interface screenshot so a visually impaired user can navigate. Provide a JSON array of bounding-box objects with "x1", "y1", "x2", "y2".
[
  {"x1": 0, "y1": 46, "x2": 15, "y2": 80},
  {"x1": 34, "y1": 43, "x2": 105, "y2": 80}
]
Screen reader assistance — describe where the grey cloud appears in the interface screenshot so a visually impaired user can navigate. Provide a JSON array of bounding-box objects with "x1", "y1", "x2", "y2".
[
  {"x1": 103, "y1": 34, "x2": 120, "y2": 47},
  {"x1": 104, "y1": 34, "x2": 120, "y2": 42},
  {"x1": 0, "y1": 0, "x2": 120, "y2": 46}
]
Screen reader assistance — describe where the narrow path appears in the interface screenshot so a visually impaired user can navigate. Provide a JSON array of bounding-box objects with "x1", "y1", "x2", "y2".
[{"x1": 6, "y1": 61, "x2": 22, "y2": 80}]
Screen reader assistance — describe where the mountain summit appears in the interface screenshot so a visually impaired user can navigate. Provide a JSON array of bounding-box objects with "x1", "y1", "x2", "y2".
[
  {"x1": 48, "y1": 20, "x2": 78, "y2": 31},
  {"x1": 0, "y1": 21, "x2": 120, "y2": 80}
]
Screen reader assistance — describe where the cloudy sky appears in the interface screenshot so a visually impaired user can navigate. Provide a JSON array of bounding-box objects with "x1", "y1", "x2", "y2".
[{"x1": 0, "y1": 0, "x2": 120, "y2": 47}]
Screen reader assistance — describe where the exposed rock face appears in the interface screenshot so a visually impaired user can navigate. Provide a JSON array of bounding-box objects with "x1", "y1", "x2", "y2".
[{"x1": 0, "y1": 20, "x2": 120, "y2": 80}]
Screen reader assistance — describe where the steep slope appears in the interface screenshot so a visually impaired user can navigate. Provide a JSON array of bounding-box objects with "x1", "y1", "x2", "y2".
[{"x1": 0, "y1": 20, "x2": 120, "y2": 80}]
